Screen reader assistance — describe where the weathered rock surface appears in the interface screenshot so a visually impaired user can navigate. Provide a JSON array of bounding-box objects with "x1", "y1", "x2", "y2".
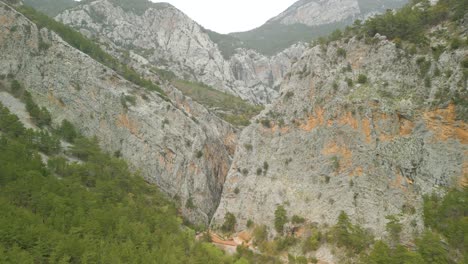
[
  {"x1": 212, "y1": 34, "x2": 467, "y2": 237},
  {"x1": 0, "y1": 2, "x2": 237, "y2": 225},
  {"x1": 55, "y1": 0, "x2": 305, "y2": 104},
  {"x1": 269, "y1": 0, "x2": 407, "y2": 26},
  {"x1": 270, "y1": 0, "x2": 361, "y2": 26}
]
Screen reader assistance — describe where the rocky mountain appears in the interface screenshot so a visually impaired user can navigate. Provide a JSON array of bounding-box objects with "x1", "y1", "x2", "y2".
[
  {"x1": 0, "y1": 1, "x2": 238, "y2": 225},
  {"x1": 269, "y1": 0, "x2": 406, "y2": 27},
  {"x1": 2, "y1": 0, "x2": 467, "y2": 262},
  {"x1": 269, "y1": 0, "x2": 361, "y2": 27},
  {"x1": 54, "y1": 0, "x2": 305, "y2": 104},
  {"x1": 212, "y1": 13, "x2": 467, "y2": 245},
  {"x1": 229, "y1": 0, "x2": 408, "y2": 55}
]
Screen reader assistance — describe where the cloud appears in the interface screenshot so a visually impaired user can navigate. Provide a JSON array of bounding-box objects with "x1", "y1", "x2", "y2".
[{"x1": 151, "y1": 0, "x2": 297, "y2": 34}]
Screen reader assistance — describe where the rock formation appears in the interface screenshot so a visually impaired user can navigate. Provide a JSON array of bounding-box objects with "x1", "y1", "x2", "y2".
[
  {"x1": 0, "y1": 1, "x2": 236, "y2": 225},
  {"x1": 212, "y1": 33, "x2": 467, "y2": 236},
  {"x1": 56, "y1": 0, "x2": 305, "y2": 104}
]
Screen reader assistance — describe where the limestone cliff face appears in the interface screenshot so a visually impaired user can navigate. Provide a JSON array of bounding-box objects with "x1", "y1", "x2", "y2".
[
  {"x1": 0, "y1": 2, "x2": 236, "y2": 225},
  {"x1": 212, "y1": 34, "x2": 467, "y2": 236},
  {"x1": 55, "y1": 0, "x2": 305, "y2": 104},
  {"x1": 270, "y1": 0, "x2": 361, "y2": 26},
  {"x1": 268, "y1": 0, "x2": 407, "y2": 26}
]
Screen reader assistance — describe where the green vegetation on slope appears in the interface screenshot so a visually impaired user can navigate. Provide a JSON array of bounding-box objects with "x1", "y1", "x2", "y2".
[
  {"x1": 243, "y1": 188, "x2": 466, "y2": 263},
  {"x1": 204, "y1": 29, "x2": 245, "y2": 59},
  {"x1": 334, "y1": 0, "x2": 468, "y2": 46},
  {"x1": 362, "y1": 187, "x2": 467, "y2": 263},
  {"x1": 172, "y1": 80, "x2": 264, "y2": 127},
  {"x1": 13, "y1": 4, "x2": 167, "y2": 99},
  {"x1": 423, "y1": 188, "x2": 468, "y2": 260},
  {"x1": 315, "y1": 0, "x2": 467, "y2": 120},
  {"x1": 231, "y1": 20, "x2": 351, "y2": 56},
  {"x1": 0, "y1": 103, "x2": 238, "y2": 263},
  {"x1": 362, "y1": 0, "x2": 464, "y2": 43},
  {"x1": 208, "y1": 0, "x2": 407, "y2": 57}
]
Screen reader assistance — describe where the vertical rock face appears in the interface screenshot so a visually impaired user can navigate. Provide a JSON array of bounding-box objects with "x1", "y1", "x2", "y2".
[
  {"x1": 212, "y1": 35, "x2": 467, "y2": 236},
  {"x1": 228, "y1": 44, "x2": 307, "y2": 103},
  {"x1": 55, "y1": 0, "x2": 305, "y2": 104},
  {"x1": 0, "y1": 2, "x2": 236, "y2": 224}
]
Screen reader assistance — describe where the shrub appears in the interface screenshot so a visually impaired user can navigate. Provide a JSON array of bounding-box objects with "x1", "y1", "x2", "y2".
[
  {"x1": 276, "y1": 236, "x2": 297, "y2": 251},
  {"x1": 302, "y1": 231, "x2": 322, "y2": 253},
  {"x1": 292, "y1": 215, "x2": 306, "y2": 224},
  {"x1": 385, "y1": 215, "x2": 402, "y2": 243},
  {"x1": 23, "y1": 92, "x2": 51, "y2": 127},
  {"x1": 284, "y1": 91, "x2": 294, "y2": 100},
  {"x1": 256, "y1": 168, "x2": 263, "y2": 176},
  {"x1": 450, "y1": 38, "x2": 461, "y2": 50},
  {"x1": 337, "y1": 48, "x2": 347, "y2": 57},
  {"x1": 247, "y1": 219, "x2": 254, "y2": 228},
  {"x1": 416, "y1": 57, "x2": 431, "y2": 77},
  {"x1": 393, "y1": 37, "x2": 402, "y2": 48},
  {"x1": 222, "y1": 212, "x2": 236, "y2": 233},
  {"x1": 253, "y1": 225, "x2": 268, "y2": 245},
  {"x1": 357, "y1": 74, "x2": 368, "y2": 84},
  {"x1": 424, "y1": 77, "x2": 431, "y2": 88},
  {"x1": 261, "y1": 119, "x2": 271, "y2": 128},
  {"x1": 241, "y1": 168, "x2": 249, "y2": 176},
  {"x1": 58, "y1": 119, "x2": 78, "y2": 143},
  {"x1": 244, "y1": 144, "x2": 253, "y2": 151},
  {"x1": 346, "y1": 78, "x2": 353, "y2": 87},
  {"x1": 186, "y1": 197, "x2": 196, "y2": 209},
  {"x1": 462, "y1": 58, "x2": 468, "y2": 68},
  {"x1": 10, "y1": 80, "x2": 22, "y2": 97},
  {"x1": 162, "y1": 118, "x2": 169, "y2": 128},
  {"x1": 332, "y1": 82, "x2": 339, "y2": 91},
  {"x1": 195, "y1": 150, "x2": 203, "y2": 158},
  {"x1": 330, "y1": 211, "x2": 374, "y2": 253},
  {"x1": 234, "y1": 187, "x2": 240, "y2": 194},
  {"x1": 331, "y1": 156, "x2": 340, "y2": 171},
  {"x1": 274, "y1": 205, "x2": 288, "y2": 233}
]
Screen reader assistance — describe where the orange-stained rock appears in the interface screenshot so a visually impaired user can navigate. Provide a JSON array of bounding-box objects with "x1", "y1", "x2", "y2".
[
  {"x1": 322, "y1": 142, "x2": 353, "y2": 172},
  {"x1": 423, "y1": 104, "x2": 468, "y2": 144},
  {"x1": 300, "y1": 107, "x2": 325, "y2": 131},
  {"x1": 116, "y1": 114, "x2": 140, "y2": 136}
]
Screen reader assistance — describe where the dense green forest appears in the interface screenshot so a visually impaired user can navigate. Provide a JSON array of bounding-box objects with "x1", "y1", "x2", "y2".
[{"x1": 0, "y1": 102, "x2": 243, "y2": 263}]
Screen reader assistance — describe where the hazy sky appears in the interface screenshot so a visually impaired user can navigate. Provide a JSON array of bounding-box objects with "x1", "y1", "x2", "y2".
[{"x1": 151, "y1": 0, "x2": 298, "y2": 34}]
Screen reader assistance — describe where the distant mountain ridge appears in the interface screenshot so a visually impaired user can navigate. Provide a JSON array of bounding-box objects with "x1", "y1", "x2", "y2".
[
  {"x1": 221, "y1": 0, "x2": 408, "y2": 55},
  {"x1": 54, "y1": 0, "x2": 306, "y2": 104}
]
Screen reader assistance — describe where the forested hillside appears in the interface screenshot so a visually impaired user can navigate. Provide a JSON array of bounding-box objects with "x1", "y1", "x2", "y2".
[{"x1": 0, "y1": 101, "x2": 238, "y2": 263}]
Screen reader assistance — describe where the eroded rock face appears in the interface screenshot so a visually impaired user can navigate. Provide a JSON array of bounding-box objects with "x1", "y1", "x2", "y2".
[
  {"x1": 55, "y1": 0, "x2": 305, "y2": 104},
  {"x1": 212, "y1": 35, "x2": 467, "y2": 237},
  {"x1": 0, "y1": 2, "x2": 236, "y2": 225},
  {"x1": 268, "y1": 0, "x2": 407, "y2": 26},
  {"x1": 270, "y1": 0, "x2": 361, "y2": 26}
]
